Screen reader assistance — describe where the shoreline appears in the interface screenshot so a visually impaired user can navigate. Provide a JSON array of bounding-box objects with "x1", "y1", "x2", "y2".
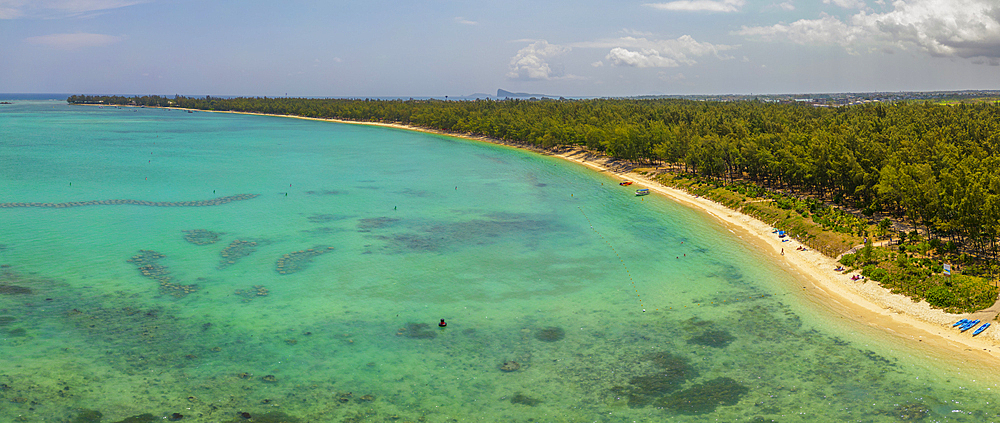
[{"x1": 78, "y1": 104, "x2": 1000, "y2": 364}]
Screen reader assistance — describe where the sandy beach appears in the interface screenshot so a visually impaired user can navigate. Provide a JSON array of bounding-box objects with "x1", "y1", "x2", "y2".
[{"x1": 101, "y1": 105, "x2": 1000, "y2": 365}]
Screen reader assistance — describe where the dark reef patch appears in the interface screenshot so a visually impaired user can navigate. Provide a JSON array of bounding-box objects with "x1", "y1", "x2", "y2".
[
  {"x1": 619, "y1": 352, "x2": 697, "y2": 408},
  {"x1": 367, "y1": 212, "x2": 555, "y2": 254},
  {"x1": 220, "y1": 411, "x2": 300, "y2": 423},
  {"x1": 687, "y1": 329, "x2": 736, "y2": 348},
  {"x1": 357, "y1": 217, "x2": 399, "y2": 231},
  {"x1": 218, "y1": 239, "x2": 260, "y2": 270},
  {"x1": 304, "y1": 189, "x2": 343, "y2": 196},
  {"x1": 114, "y1": 413, "x2": 157, "y2": 423},
  {"x1": 71, "y1": 409, "x2": 103, "y2": 423},
  {"x1": 0, "y1": 284, "x2": 32, "y2": 295},
  {"x1": 535, "y1": 326, "x2": 565, "y2": 342},
  {"x1": 182, "y1": 229, "x2": 224, "y2": 245},
  {"x1": 306, "y1": 214, "x2": 340, "y2": 223},
  {"x1": 0, "y1": 316, "x2": 16, "y2": 326},
  {"x1": 127, "y1": 250, "x2": 196, "y2": 297},
  {"x1": 0, "y1": 194, "x2": 258, "y2": 209},
  {"x1": 403, "y1": 322, "x2": 437, "y2": 339},
  {"x1": 656, "y1": 377, "x2": 748, "y2": 415},
  {"x1": 275, "y1": 246, "x2": 334, "y2": 275},
  {"x1": 510, "y1": 393, "x2": 541, "y2": 406}
]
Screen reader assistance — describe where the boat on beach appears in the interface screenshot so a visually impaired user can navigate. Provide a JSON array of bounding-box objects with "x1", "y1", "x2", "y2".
[
  {"x1": 973, "y1": 323, "x2": 991, "y2": 336},
  {"x1": 635, "y1": 188, "x2": 649, "y2": 196},
  {"x1": 620, "y1": 181, "x2": 633, "y2": 186},
  {"x1": 960, "y1": 319, "x2": 981, "y2": 332}
]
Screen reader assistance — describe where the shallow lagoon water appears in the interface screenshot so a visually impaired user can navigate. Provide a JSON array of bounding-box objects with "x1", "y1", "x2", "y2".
[{"x1": 1, "y1": 100, "x2": 998, "y2": 422}]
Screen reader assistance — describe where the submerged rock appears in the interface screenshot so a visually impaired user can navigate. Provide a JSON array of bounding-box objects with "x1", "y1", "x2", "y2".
[
  {"x1": 687, "y1": 329, "x2": 736, "y2": 348},
  {"x1": 656, "y1": 377, "x2": 748, "y2": 415},
  {"x1": 535, "y1": 326, "x2": 565, "y2": 342},
  {"x1": 499, "y1": 361, "x2": 520, "y2": 372},
  {"x1": 510, "y1": 393, "x2": 541, "y2": 406}
]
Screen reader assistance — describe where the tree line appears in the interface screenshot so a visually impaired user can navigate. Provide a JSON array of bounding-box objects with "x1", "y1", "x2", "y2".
[{"x1": 67, "y1": 94, "x2": 1000, "y2": 265}]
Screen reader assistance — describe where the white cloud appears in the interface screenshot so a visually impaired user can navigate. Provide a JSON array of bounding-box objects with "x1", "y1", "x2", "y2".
[
  {"x1": 25, "y1": 32, "x2": 124, "y2": 49},
  {"x1": 0, "y1": 0, "x2": 147, "y2": 19},
  {"x1": 506, "y1": 40, "x2": 571, "y2": 81},
  {"x1": 778, "y1": 1, "x2": 795, "y2": 11},
  {"x1": 823, "y1": 0, "x2": 866, "y2": 8},
  {"x1": 589, "y1": 35, "x2": 737, "y2": 68},
  {"x1": 607, "y1": 47, "x2": 683, "y2": 67},
  {"x1": 454, "y1": 16, "x2": 477, "y2": 25},
  {"x1": 736, "y1": 0, "x2": 1000, "y2": 61},
  {"x1": 645, "y1": 0, "x2": 745, "y2": 12}
]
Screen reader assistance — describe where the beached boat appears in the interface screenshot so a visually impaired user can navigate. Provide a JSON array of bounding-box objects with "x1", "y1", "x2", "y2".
[
  {"x1": 973, "y1": 323, "x2": 991, "y2": 336},
  {"x1": 635, "y1": 188, "x2": 649, "y2": 196},
  {"x1": 960, "y1": 319, "x2": 981, "y2": 332},
  {"x1": 953, "y1": 319, "x2": 970, "y2": 327},
  {"x1": 620, "y1": 181, "x2": 633, "y2": 186}
]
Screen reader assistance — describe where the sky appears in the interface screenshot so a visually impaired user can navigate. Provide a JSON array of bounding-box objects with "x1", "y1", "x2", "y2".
[{"x1": 1, "y1": 0, "x2": 998, "y2": 97}]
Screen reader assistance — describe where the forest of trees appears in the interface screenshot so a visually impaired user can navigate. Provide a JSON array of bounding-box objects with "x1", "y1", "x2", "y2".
[{"x1": 68, "y1": 95, "x2": 1000, "y2": 266}]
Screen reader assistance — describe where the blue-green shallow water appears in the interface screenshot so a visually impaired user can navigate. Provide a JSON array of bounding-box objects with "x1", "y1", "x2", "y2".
[{"x1": 1, "y1": 100, "x2": 998, "y2": 422}]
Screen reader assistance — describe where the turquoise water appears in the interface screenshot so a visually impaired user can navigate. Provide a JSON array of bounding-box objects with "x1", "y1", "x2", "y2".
[{"x1": 1, "y1": 100, "x2": 998, "y2": 422}]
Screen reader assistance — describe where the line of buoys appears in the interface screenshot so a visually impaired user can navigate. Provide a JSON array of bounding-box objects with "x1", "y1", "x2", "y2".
[
  {"x1": 0, "y1": 193, "x2": 259, "y2": 209},
  {"x1": 579, "y1": 206, "x2": 647, "y2": 312}
]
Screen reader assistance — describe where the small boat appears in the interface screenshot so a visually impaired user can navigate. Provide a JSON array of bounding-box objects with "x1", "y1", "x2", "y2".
[
  {"x1": 778, "y1": 231, "x2": 787, "y2": 238},
  {"x1": 635, "y1": 188, "x2": 650, "y2": 196},
  {"x1": 960, "y1": 320, "x2": 981, "y2": 332},
  {"x1": 953, "y1": 319, "x2": 970, "y2": 327},
  {"x1": 973, "y1": 323, "x2": 991, "y2": 336},
  {"x1": 620, "y1": 181, "x2": 633, "y2": 186}
]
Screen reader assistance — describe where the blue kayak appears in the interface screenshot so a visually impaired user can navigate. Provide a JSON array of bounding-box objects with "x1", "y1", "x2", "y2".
[
  {"x1": 973, "y1": 323, "x2": 991, "y2": 336},
  {"x1": 953, "y1": 319, "x2": 969, "y2": 327},
  {"x1": 960, "y1": 319, "x2": 981, "y2": 332}
]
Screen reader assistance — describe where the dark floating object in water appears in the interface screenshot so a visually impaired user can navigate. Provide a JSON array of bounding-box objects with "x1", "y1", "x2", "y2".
[
  {"x1": 0, "y1": 193, "x2": 259, "y2": 209},
  {"x1": 183, "y1": 229, "x2": 224, "y2": 245},
  {"x1": 656, "y1": 377, "x2": 749, "y2": 415},
  {"x1": 510, "y1": 393, "x2": 541, "y2": 406},
  {"x1": 275, "y1": 246, "x2": 334, "y2": 275},
  {"x1": 218, "y1": 239, "x2": 259, "y2": 269},
  {"x1": 168, "y1": 413, "x2": 185, "y2": 421},
  {"x1": 687, "y1": 329, "x2": 736, "y2": 348},
  {"x1": 535, "y1": 326, "x2": 565, "y2": 342},
  {"x1": 127, "y1": 250, "x2": 197, "y2": 297}
]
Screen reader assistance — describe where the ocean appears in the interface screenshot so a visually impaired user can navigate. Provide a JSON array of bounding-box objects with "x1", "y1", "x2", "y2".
[{"x1": 0, "y1": 99, "x2": 996, "y2": 422}]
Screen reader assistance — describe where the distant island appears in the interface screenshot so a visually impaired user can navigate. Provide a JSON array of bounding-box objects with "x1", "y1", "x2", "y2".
[{"x1": 496, "y1": 89, "x2": 557, "y2": 99}]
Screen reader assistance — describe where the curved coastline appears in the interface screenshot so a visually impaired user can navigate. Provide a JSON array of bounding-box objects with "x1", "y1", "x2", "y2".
[{"x1": 89, "y1": 104, "x2": 1000, "y2": 365}]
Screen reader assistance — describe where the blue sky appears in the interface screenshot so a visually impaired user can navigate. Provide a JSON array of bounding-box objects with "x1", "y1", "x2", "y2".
[{"x1": 2, "y1": 0, "x2": 998, "y2": 97}]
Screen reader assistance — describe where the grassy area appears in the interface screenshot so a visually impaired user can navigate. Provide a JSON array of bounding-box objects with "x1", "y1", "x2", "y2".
[
  {"x1": 642, "y1": 169, "x2": 998, "y2": 314},
  {"x1": 839, "y1": 237, "x2": 998, "y2": 313}
]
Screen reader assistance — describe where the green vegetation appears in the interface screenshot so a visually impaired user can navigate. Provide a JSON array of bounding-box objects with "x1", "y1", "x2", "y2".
[
  {"x1": 838, "y1": 235, "x2": 998, "y2": 313},
  {"x1": 68, "y1": 94, "x2": 1000, "y2": 311}
]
